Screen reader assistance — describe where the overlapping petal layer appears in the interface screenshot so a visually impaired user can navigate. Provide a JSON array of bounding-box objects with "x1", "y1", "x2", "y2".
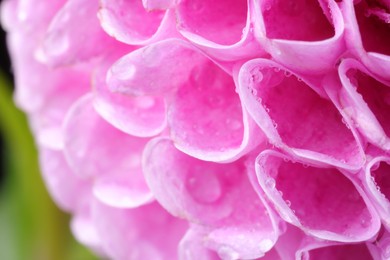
[{"x1": 3, "y1": 0, "x2": 390, "y2": 259}]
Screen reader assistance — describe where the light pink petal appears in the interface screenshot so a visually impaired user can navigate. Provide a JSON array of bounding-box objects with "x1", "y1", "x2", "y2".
[
  {"x1": 256, "y1": 150, "x2": 381, "y2": 242},
  {"x1": 179, "y1": 227, "x2": 220, "y2": 260},
  {"x1": 176, "y1": 0, "x2": 264, "y2": 61},
  {"x1": 94, "y1": 56, "x2": 167, "y2": 137},
  {"x1": 37, "y1": 0, "x2": 115, "y2": 66},
  {"x1": 63, "y1": 94, "x2": 153, "y2": 208},
  {"x1": 143, "y1": 138, "x2": 279, "y2": 259},
  {"x1": 142, "y1": 0, "x2": 174, "y2": 10},
  {"x1": 98, "y1": 0, "x2": 177, "y2": 45},
  {"x1": 92, "y1": 199, "x2": 188, "y2": 260},
  {"x1": 168, "y1": 59, "x2": 261, "y2": 162},
  {"x1": 253, "y1": 0, "x2": 345, "y2": 74},
  {"x1": 71, "y1": 200, "x2": 103, "y2": 254},
  {"x1": 342, "y1": 0, "x2": 390, "y2": 80},
  {"x1": 39, "y1": 147, "x2": 90, "y2": 212},
  {"x1": 337, "y1": 59, "x2": 390, "y2": 152},
  {"x1": 107, "y1": 39, "x2": 207, "y2": 96},
  {"x1": 364, "y1": 156, "x2": 390, "y2": 228},
  {"x1": 238, "y1": 59, "x2": 365, "y2": 169}
]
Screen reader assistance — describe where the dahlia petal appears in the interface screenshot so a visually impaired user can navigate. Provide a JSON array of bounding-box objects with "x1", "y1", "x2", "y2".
[
  {"x1": 238, "y1": 59, "x2": 365, "y2": 169},
  {"x1": 342, "y1": 0, "x2": 390, "y2": 80},
  {"x1": 143, "y1": 138, "x2": 279, "y2": 259},
  {"x1": 92, "y1": 199, "x2": 188, "y2": 260},
  {"x1": 256, "y1": 150, "x2": 381, "y2": 242},
  {"x1": 71, "y1": 202, "x2": 102, "y2": 252},
  {"x1": 142, "y1": 0, "x2": 174, "y2": 10},
  {"x1": 98, "y1": 0, "x2": 176, "y2": 45},
  {"x1": 39, "y1": 147, "x2": 90, "y2": 212},
  {"x1": 93, "y1": 173, "x2": 154, "y2": 208},
  {"x1": 63, "y1": 94, "x2": 153, "y2": 207},
  {"x1": 168, "y1": 59, "x2": 261, "y2": 162},
  {"x1": 94, "y1": 58, "x2": 167, "y2": 137},
  {"x1": 337, "y1": 59, "x2": 390, "y2": 152},
  {"x1": 297, "y1": 242, "x2": 373, "y2": 260},
  {"x1": 176, "y1": 0, "x2": 264, "y2": 61},
  {"x1": 179, "y1": 228, "x2": 220, "y2": 260},
  {"x1": 38, "y1": 0, "x2": 115, "y2": 66},
  {"x1": 253, "y1": 0, "x2": 345, "y2": 74},
  {"x1": 107, "y1": 39, "x2": 207, "y2": 96},
  {"x1": 364, "y1": 156, "x2": 390, "y2": 228}
]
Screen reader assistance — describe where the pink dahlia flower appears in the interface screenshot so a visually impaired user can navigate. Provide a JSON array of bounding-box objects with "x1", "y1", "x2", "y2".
[{"x1": 2, "y1": 0, "x2": 390, "y2": 259}]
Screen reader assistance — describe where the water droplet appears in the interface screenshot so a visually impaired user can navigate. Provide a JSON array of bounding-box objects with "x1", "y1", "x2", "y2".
[
  {"x1": 273, "y1": 67, "x2": 280, "y2": 72},
  {"x1": 186, "y1": 171, "x2": 222, "y2": 204},
  {"x1": 285, "y1": 200, "x2": 291, "y2": 207},
  {"x1": 218, "y1": 246, "x2": 240, "y2": 260},
  {"x1": 265, "y1": 178, "x2": 276, "y2": 189},
  {"x1": 284, "y1": 71, "x2": 292, "y2": 77},
  {"x1": 303, "y1": 164, "x2": 309, "y2": 168}
]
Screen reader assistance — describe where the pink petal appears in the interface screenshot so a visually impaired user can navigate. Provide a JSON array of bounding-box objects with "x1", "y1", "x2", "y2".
[
  {"x1": 176, "y1": 0, "x2": 264, "y2": 61},
  {"x1": 39, "y1": 147, "x2": 90, "y2": 212},
  {"x1": 168, "y1": 58, "x2": 260, "y2": 162},
  {"x1": 297, "y1": 243, "x2": 373, "y2": 260},
  {"x1": 63, "y1": 94, "x2": 153, "y2": 207},
  {"x1": 253, "y1": 0, "x2": 345, "y2": 74},
  {"x1": 94, "y1": 54, "x2": 167, "y2": 137},
  {"x1": 342, "y1": 0, "x2": 390, "y2": 80},
  {"x1": 107, "y1": 39, "x2": 207, "y2": 96},
  {"x1": 37, "y1": 0, "x2": 115, "y2": 66},
  {"x1": 179, "y1": 227, "x2": 220, "y2": 260},
  {"x1": 256, "y1": 150, "x2": 381, "y2": 242},
  {"x1": 337, "y1": 59, "x2": 390, "y2": 152},
  {"x1": 142, "y1": 0, "x2": 174, "y2": 10},
  {"x1": 364, "y1": 156, "x2": 390, "y2": 228},
  {"x1": 143, "y1": 138, "x2": 279, "y2": 259},
  {"x1": 98, "y1": 0, "x2": 177, "y2": 45},
  {"x1": 238, "y1": 59, "x2": 365, "y2": 169},
  {"x1": 92, "y1": 199, "x2": 188, "y2": 260}
]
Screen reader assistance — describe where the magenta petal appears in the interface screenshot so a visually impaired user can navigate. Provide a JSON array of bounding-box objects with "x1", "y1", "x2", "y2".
[
  {"x1": 364, "y1": 156, "x2": 390, "y2": 228},
  {"x1": 179, "y1": 228, "x2": 220, "y2": 260},
  {"x1": 239, "y1": 59, "x2": 365, "y2": 169},
  {"x1": 107, "y1": 39, "x2": 207, "y2": 96},
  {"x1": 38, "y1": 0, "x2": 115, "y2": 66},
  {"x1": 143, "y1": 138, "x2": 279, "y2": 259},
  {"x1": 297, "y1": 243, "x2": 373, "y2": 260},
  {"x1": 253, "y1": 0, "x2": 345, "y2": 74},
  {"x1": 256, "y1": 150, "x2": 381, "y2": 242},
  {"x1": 337, "y1": 59, "x2": 390, "y2": 152},
  {"x1": 39, "y1": 147, "x2": 90, "y2": 212},
  {"x1": 63, "y1": 94, "x2": 153, "y2": 208},
  {"x1": 94, "y1": 61, "x2": 167, "y2": 137},
  {"x1": 98, "y1": 0, "x2": 175, "y2": 45},
  {"x1": 92, "y1": 199, "x2": 188, "y2": 260},
  {"x1": 342, "y1": 0, "x2": 390, "y2": 80},
  {"x1": 71, "y1": 201, "x2": 102, "y2": 252},
  {"x1": 142, "y1": 0, "x2": 174, "y2": 10},
  {"x1": 176, "y1": 0, "x2": 263, "y2": 61},
  {"x1": 169, "y1": 60, "x2": 260, "y2": 162}
]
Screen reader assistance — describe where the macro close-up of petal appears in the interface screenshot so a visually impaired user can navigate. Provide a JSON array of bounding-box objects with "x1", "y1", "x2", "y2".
[{"x1": 1, "y1": 0, "x2": 390, "y2": 259}]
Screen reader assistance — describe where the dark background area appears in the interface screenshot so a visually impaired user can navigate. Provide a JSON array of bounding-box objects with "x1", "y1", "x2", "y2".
[{"x1": 0, "y1": 0, "x2": 13, "y2": 189}]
